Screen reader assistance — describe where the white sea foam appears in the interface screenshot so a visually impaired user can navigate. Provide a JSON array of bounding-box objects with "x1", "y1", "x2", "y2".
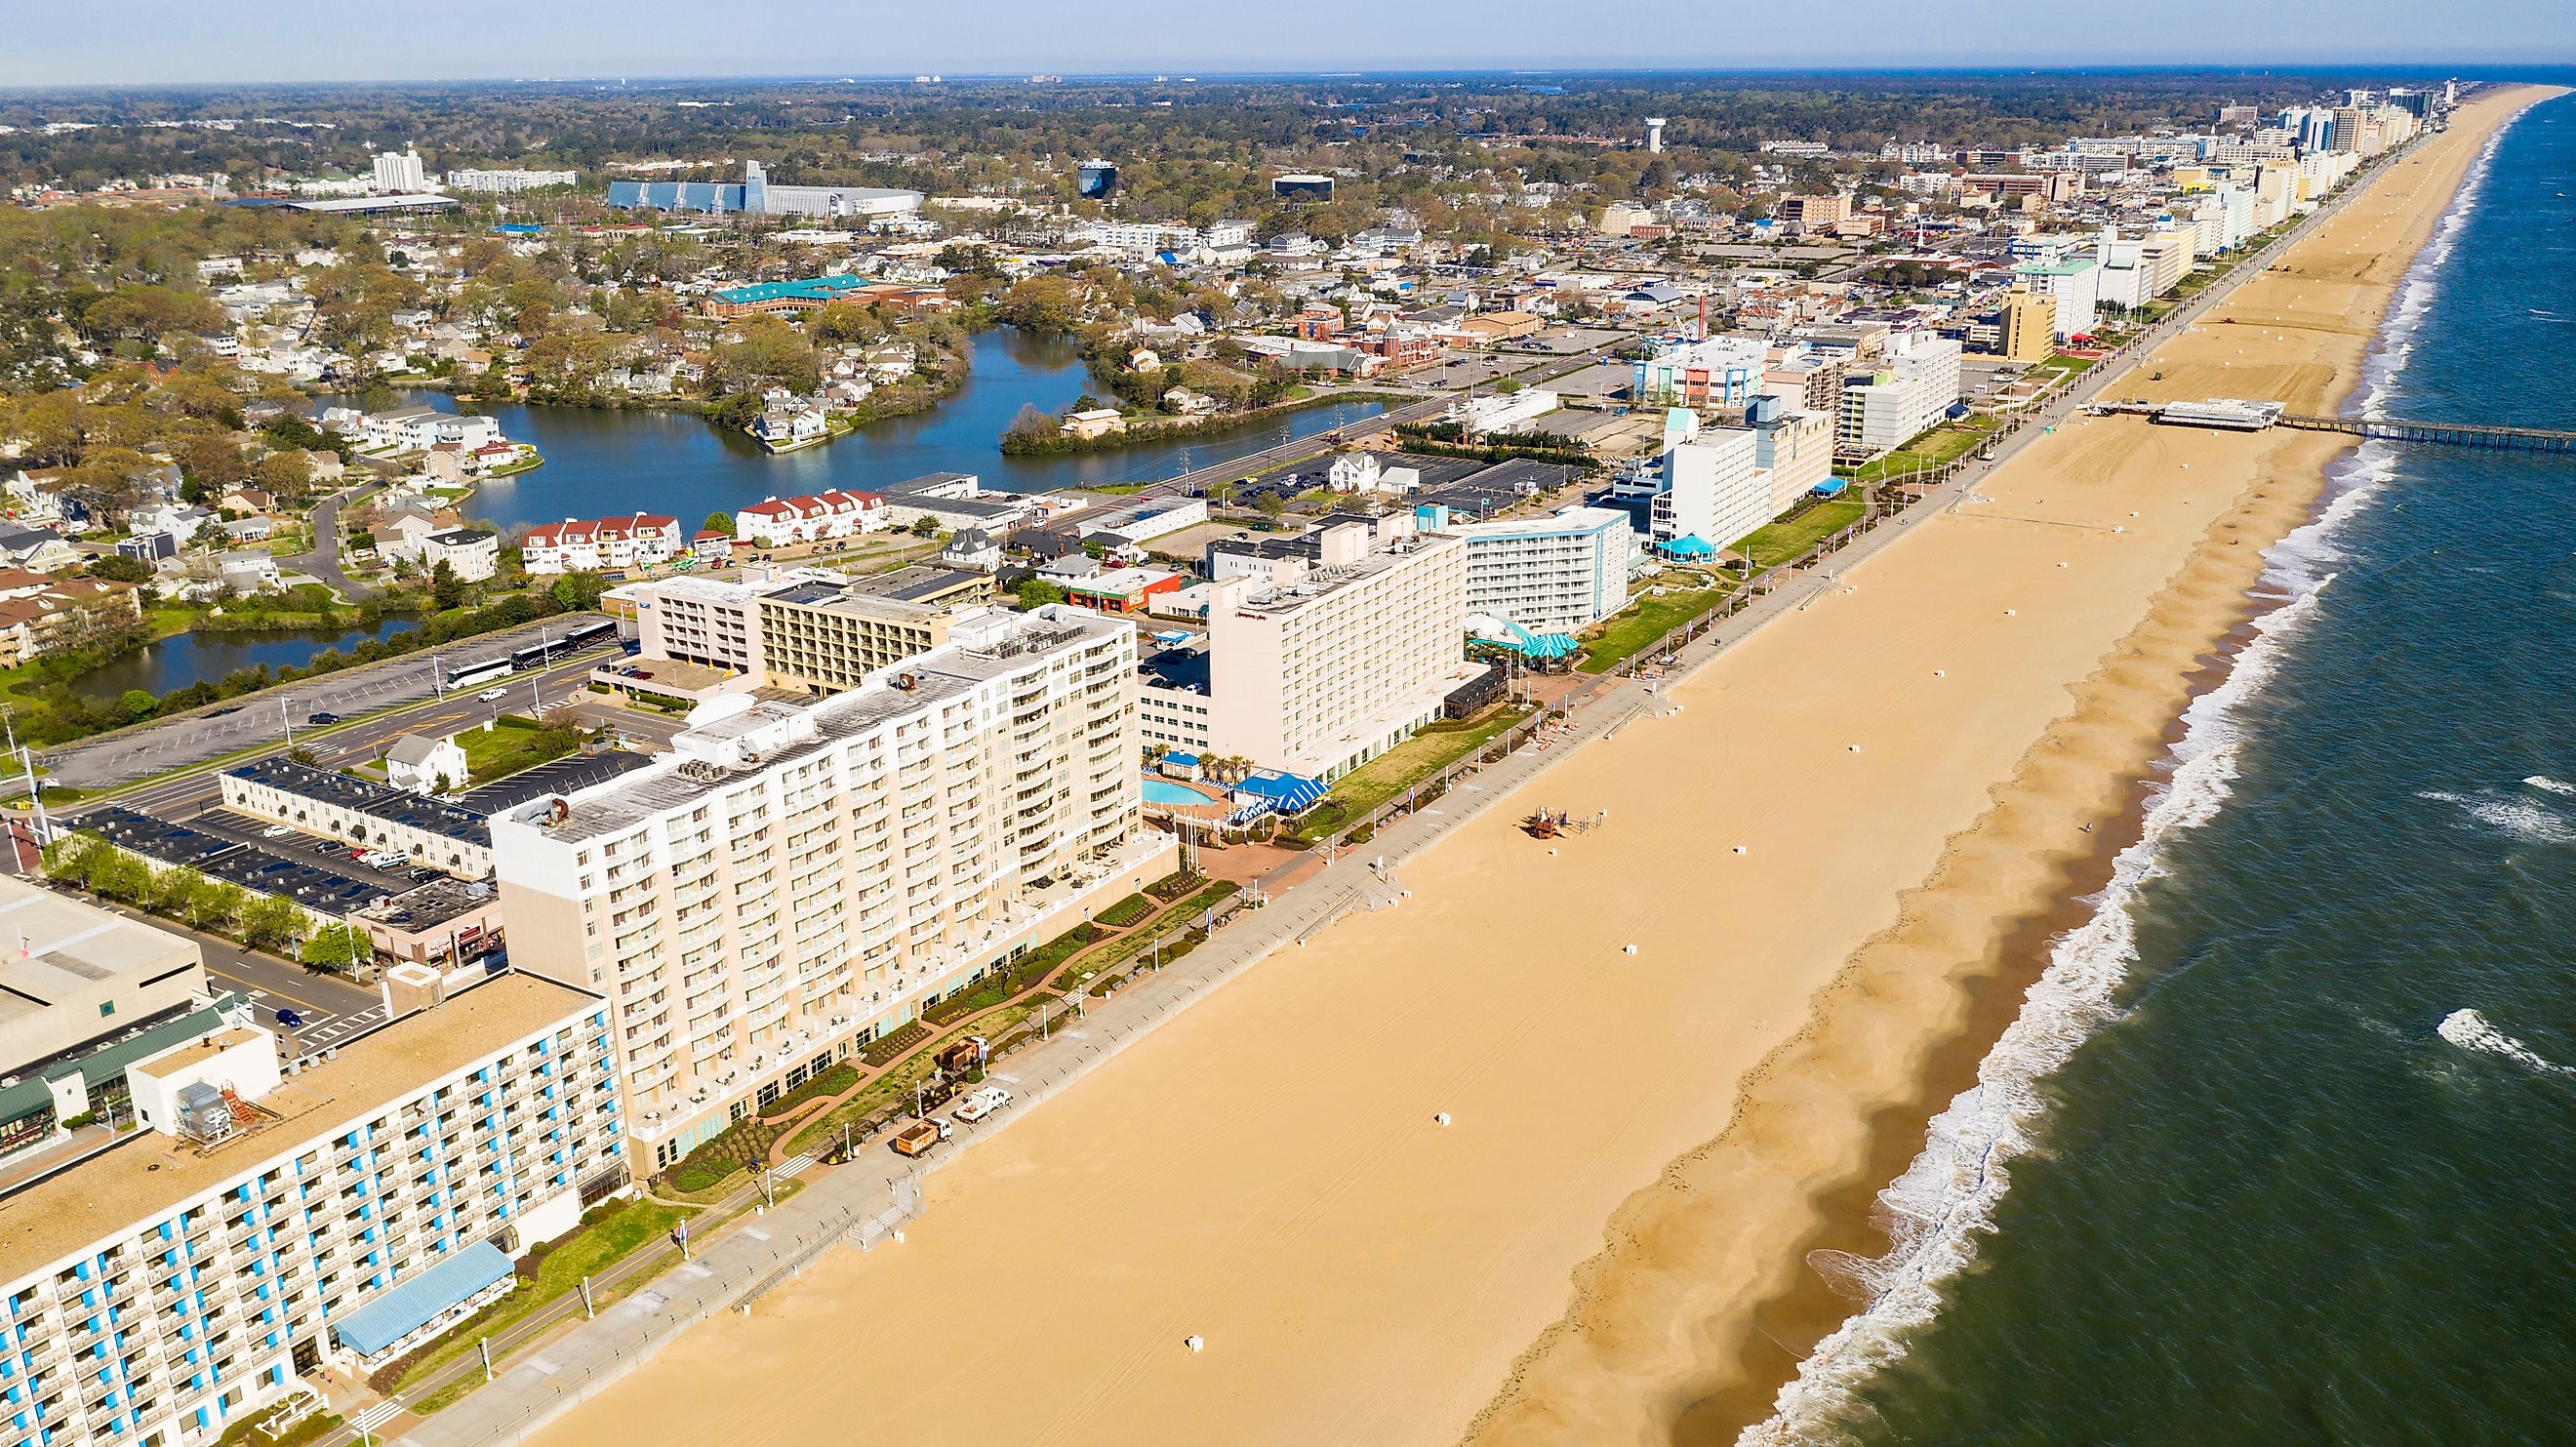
[
  {"x1": 2437, "y1": 1009, "x2": 2576, "y2": 1075},
  {"x1": 1737, "y1": 101, "x2": 2538, "y2": 1447},
  {"x1": 2522, "y1": 776, "x2": 2576, "y2": 797},
  {"x1": 2417, "y1": 789, "x2": 2575, "y2": 844}
]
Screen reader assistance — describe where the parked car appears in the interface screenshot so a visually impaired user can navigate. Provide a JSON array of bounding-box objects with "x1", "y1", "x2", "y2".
[
  {"x1": 307, "y1": 711, "x2": 341, "y2": 725},
  {"x1": 951, "y1": 1086, "x2": 1014, "y2": 1124},
  {"x1": 261, "y1": 825, "x2": 292, "y2": 838}
]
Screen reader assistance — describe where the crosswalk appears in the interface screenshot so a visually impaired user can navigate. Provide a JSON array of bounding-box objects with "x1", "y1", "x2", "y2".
[
  {"x1": 773, "y1": 1151, "x2": 819, "y2": 1180},
  {"x1": 351, "y1": 1399, "x2": 404, "y2": 1432}
]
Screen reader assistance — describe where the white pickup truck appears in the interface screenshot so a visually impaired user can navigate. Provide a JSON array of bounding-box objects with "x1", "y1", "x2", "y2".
[{"x1": 950, "y1": 1086, "x2": 1013, "y2": 1124}]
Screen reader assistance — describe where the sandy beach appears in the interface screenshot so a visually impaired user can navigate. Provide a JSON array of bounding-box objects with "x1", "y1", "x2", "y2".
[{"x1": 528, "y1": 88, "x2": 2547, "y2": 1447}]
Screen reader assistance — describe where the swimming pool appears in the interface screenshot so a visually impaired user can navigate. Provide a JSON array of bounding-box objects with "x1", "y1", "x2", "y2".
[{"x1": 1143, "y1": 779, "x2": 1214, "y2": 807}]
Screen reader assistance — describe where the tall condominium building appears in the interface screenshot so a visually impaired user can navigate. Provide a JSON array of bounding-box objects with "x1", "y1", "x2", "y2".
[
  {"x1": 491, "y1": 607, "x2": 1160, "y2": 1169},
  {"x1": 1836, "y1": 333, "x2": 1962, "y2": 456},
  {"x1": 1655, "y1": 427, "x2": 1773, "y2": 548},
  {"x1": 0, "y1": 971, "x2": 622, "y2": 1445},
  {"x1": 617, "y1": 568, "x2": 982, "y2": 698},
  {"x1": 2000, "y1": 286, "x2": 2059, "y2": 361},
  {"x1": 755, "y1": 580, "x2": 975, "y2": 695},
  {"x1": 2013, "y1": 257, "x2": 2100, "y2": 340},
  {"x1": 1195, "y1": 517, "x2": 1469, "y2": 781},
  {"x1": 370, "y1": 148, "x2": 427, "y2": 194},
  {"x1": 1747, "y1": 397, "x2": 1836, "y2": 513},
  {"x1": 1447, "y1": 505, "x2": 1639, "y2": 636}
]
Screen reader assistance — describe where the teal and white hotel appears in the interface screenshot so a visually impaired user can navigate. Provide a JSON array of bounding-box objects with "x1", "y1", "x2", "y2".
[{"x1": 0, "y1": 970, "x2": 623, "y2": 1446}]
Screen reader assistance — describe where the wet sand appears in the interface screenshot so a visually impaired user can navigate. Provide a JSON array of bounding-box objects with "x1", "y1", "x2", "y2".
[{"x1": 528, "y1": 88, "x2": 2549, "y2": 1447}]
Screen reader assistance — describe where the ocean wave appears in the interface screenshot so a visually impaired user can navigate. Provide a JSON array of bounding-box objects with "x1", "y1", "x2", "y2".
[
  {"x1": 2522, "y1": 776, "x2": 2576, "y2": 797},
  {"x1": 2416, "y1": 789, "x2": 2575, "y2": 844},
  {"x1": 1736, "y1": 101, "x2": 2544, "y2": 1447},
  {"x1": 2437, "y1": 1009, "x2": 2576, "y2": 1075}
]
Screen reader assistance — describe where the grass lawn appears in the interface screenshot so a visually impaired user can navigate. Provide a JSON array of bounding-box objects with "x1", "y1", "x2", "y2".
[
  {"x1": 1737, "y1": 500, "x2": 1866, "y2": 570},
  {"x1": 449, "y1": 717, "x2": 578, "y2": 784},
  {"x1": 1289, "y1": 706, "x2": 1533, "y2": 836},
  {"x1": 1852, "y1": 422, "x2": 1989, "y2": 484},
  {"x1": 392, "y1": 1196, "x2": 696, "y2": 1400},
  {"x1": 1577, "y1": 586, "x2": 1730, "y2": 675}
]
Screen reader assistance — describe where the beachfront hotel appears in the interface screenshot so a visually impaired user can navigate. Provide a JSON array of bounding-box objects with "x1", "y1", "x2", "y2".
[
  {"x1": 1445, "y1": 504, "x2": 1641, "y2": 635},
  {"x1": 491, "y1": 606, "x2": 1171, "y2": 1171},
  {"x1": 0, "y1": 970, "x2": 622, "y2": 1445},
  {"x1": 1191, "y1": 514, "x2": 1477, "y2": 782}
]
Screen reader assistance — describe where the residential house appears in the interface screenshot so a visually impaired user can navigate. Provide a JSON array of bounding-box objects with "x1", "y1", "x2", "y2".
[
  {"x1": 732, "y1": 491, "x2": 887, "y2": 547},
  {"x1": 421, "y1": 528, "x2": 501, "y2": 583},
  {"x1": 518, "y1": 514, "x2": 683, "y2": 575},
  {"x1": 383, "y1": 734, "x2": 469, "y2": 794}
]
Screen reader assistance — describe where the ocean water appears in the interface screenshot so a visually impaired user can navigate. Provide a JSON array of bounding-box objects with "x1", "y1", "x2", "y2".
[{"x1": 1748, "y1": 95, "x2": 2576, "y2": 1444}]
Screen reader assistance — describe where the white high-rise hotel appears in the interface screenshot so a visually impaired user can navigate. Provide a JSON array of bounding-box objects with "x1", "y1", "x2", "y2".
[
  {"x1": 492, "y1": 606, "x2": 1165, "y2": 1169},
  {"x1": 370, "y1": 148, "x2": 427, "y2": 194}
]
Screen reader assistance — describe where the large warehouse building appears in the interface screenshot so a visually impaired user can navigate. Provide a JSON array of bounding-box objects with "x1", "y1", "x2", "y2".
[{"x1": 607, "y1": 160, "x2": 922, "y2": 221}]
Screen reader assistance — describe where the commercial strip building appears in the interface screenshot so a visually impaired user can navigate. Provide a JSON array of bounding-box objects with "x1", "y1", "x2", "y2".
[
  {"x1": 0, "y1": 970, "x2": 624, "y2": 1445},
  {"x1": 607, "y1": 161, "x2": 922, "y2": 222},
  {"x1": 493, "y1": 606, "x2": 1165, "y2": 1169},
  {"x1": 219, "y1": 759, "x2": 495, "y2": 879}
]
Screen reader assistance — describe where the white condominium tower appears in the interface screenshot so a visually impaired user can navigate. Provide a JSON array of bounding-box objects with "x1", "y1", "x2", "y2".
[{"x1": 492, "y1": 606, "x2": 1157, "y2": 1170}]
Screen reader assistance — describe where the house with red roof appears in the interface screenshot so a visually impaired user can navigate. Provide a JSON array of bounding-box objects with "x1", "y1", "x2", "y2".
[
  {"x1": 520, "y1": 513, "x2": 684, "y2": 575},
  {"x1": 733, "y1": 489, "x2": 887, "y2": 547}
]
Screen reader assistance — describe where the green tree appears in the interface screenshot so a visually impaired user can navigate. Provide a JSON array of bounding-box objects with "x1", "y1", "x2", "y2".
[
  {"x1": 86, "y1": 555, "x2": 153, "y2": 583},
  {"x1": 147, "y1": 865, "x2": 205, "y2": 917},
  {"x1": 429, "y1": 558, "x2": 468, "y2": 611},
  {"x1": 702, "y1": 512, "x2": 735, "y2": 538},
  {"x1": 240, "y1": 895, "x2": 304, "y2": 953},
  {"x1": 301, "y1": 921, "x2": 371, "y2": 975},
  {"x1": 186, "y1": 879, "x2": 249, "y2": 934},
  {"x1": 548, "y1": 571, "x2": 607, "y2": 613},
  {"x1": 90, "y1": 850, "x2": 153, "y2": 903},
  {"x1": 1017, "y1": 578, "x2": 1066, "y2": 610}
]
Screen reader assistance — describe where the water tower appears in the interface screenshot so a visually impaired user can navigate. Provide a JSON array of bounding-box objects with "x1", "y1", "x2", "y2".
[{"x1": 1645, "y1": 118, "x2": 1667, "y2": 153}]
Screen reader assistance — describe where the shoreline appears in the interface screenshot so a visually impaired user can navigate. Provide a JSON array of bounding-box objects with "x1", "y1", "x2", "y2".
[
  {"x1": 1466, "y1": 84, "x2": 2556, "y2": 1447},
  {"x1": 514, "y1": 91, "x2": 2552, "y2": 1447}
]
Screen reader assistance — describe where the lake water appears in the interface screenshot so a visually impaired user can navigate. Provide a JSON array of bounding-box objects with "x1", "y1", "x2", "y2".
[
  {"x1": 383, "y1": 328, "x2": 1384, "y2": 536},
  {"x1": 93, "y1": 329, "x2": 1379, "y2": 698},
  {"x1": 76, "y1": 617, "x2": 420, "y2": 701}
]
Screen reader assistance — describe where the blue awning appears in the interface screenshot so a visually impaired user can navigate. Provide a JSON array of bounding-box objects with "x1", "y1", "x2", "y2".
[
  {"x1": 1658, "y1": 534, "x2": 1717, "y2": 558},
  {"x1": 1232, "y1": 769, "x2": 1326, "y2": 817},
  {"x1": 1163, "y1": 751, "x2": 1200, "y2": 768},
  {"x1": 333, "y1": 1242, "x2": 514, "y2": 1358},
  {"x1": 1810, "y1": 477, "x2": 1850, "y2": 498}
]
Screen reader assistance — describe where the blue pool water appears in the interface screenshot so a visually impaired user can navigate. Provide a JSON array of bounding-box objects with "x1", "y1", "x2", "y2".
[{"x1": 1142, "y1": 780, "x2": 1214, "y2": 806}]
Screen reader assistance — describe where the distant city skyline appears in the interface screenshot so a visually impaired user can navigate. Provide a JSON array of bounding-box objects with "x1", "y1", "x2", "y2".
[{"x1": 3, "y1": 0, "x2": 2570, "y2": 89}]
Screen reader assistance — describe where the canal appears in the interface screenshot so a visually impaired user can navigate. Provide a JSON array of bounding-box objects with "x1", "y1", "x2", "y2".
[{"x1": 396, "y1": 328, "x2": 1384, "y2": 536}]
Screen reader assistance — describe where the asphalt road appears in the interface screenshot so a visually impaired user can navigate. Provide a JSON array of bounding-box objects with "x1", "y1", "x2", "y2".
[
  {"x1": 76, "y1": 650, "x2": 617, "y2": 817},
  {"x1": 69, "y1": 887, "x2": 385, "y2": 1051},
  {"x1": 283, "y1": 479, "x2": 380, "y2": 599},
  {"x1": 41, "y1": 617, "x2": 611, "y2": 789}
]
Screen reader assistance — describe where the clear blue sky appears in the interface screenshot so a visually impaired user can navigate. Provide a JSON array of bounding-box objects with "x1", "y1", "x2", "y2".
[{"x1": 4, "y1": 0, "x2": 2569, "y2": 87}]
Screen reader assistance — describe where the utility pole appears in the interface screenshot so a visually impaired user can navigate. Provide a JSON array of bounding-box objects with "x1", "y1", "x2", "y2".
[
  {"x1": 281, "y1": 698, "x2": 296, "y2": 752},
  {"x1": 581, "y1": 1274, "x2": 594, "y2": 1319},
  {"x1": 478, "y1": 1336, "x2": 492, "y2": 1383}
]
